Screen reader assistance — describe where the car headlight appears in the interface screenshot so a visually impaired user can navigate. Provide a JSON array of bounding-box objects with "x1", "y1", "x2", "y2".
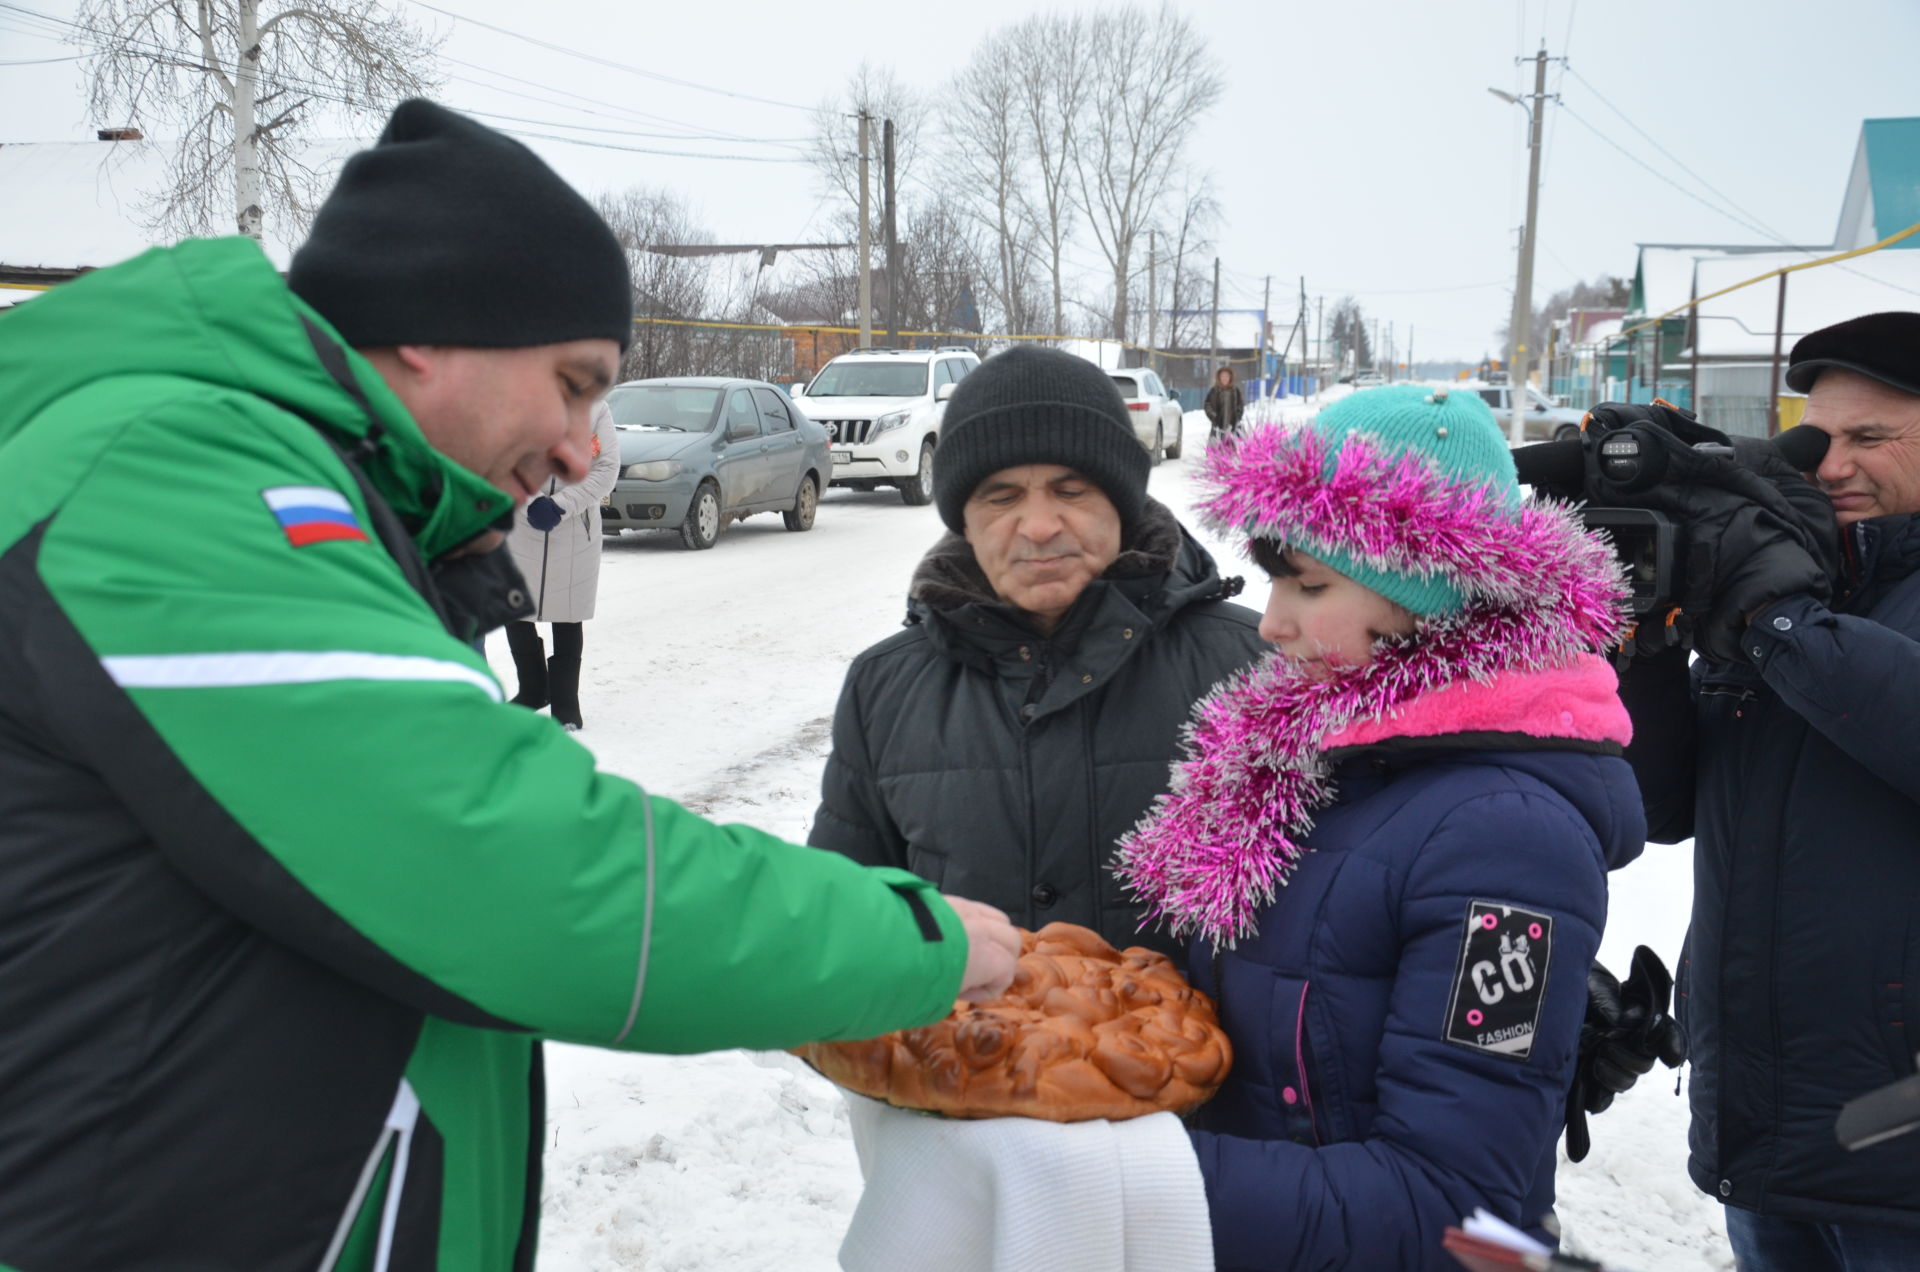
[
  {"x1": 871, "y1": 408, "x2": 914, "y2": 436},
  {"x1": 622, "y1": 460, "x2": 685, "y2": 481}
]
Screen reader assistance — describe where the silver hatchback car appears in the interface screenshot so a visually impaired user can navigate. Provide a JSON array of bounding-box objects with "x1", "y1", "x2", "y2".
[{"x1": 599, "y1": 377, "x2": 832, "y2": 550}]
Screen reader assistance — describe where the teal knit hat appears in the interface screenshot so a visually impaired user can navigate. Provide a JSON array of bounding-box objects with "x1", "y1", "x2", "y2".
[{"x1": 1289, "y1": 385, "x2": 1521, "y2": 615}]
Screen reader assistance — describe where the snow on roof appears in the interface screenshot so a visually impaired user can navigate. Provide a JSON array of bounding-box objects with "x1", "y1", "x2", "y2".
[
  {"x1": 1581, "y1": 316, "x2": 1624, "y2": 344},
  {"x1": 1631, "y1": 243, "x2": 1829, "y2": 317},
  {"x1": 1689, "y1": 248, "x2": 1920, "y2": 357}
]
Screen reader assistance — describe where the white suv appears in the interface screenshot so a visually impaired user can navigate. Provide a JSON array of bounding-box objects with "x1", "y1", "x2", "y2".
[{"x1": 791, "y1": 347, "x2": 980, "y2": 505}]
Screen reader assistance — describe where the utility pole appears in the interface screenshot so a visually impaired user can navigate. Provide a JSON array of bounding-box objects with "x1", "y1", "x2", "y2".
[
  {"x1": 1498, "y1": 45, "x2": 1551, "y2": 444},
  {"x1": 879, "y1": 120, "x2": 894, "y2": 345},
  {"x1": 1209, "y1": 257, "x2": 1221, "y2": 373},
  {"x1": 857, "y1": 112, "x2": 872, "y2": 349},
  {"x1": 883, "y1": 118, "x2": 898, "y2": 346},
  {"x1": 1260, "y1": 274, "x2": 1271, "y2": 397},
  {"x1": 1297, "y1": 276, "x2": 1307, "y2": 397},
  {"x1": 1408, "y1": 326, "x2": 1415, "y2": 381},
  {"x1": 1315, "y1": 296, "x2": 1324, "y2": 399},
  {"x1": 1147, "y1": 230, "x2": 1157, "y2": 378}
]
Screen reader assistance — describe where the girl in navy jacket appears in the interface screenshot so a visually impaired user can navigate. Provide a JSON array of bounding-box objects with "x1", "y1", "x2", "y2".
[{"x1": 1119, "y1": 385, "x2": 1647, "y2": 1270}]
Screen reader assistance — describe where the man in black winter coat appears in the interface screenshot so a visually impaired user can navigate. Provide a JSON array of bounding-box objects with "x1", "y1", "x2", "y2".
[
  {"x1": 1621, "y1": 312, "x2": 1920, "y2": 1271},
  {"x1": 808, "y1": 346, "x2": 1266, "y2": 956}
]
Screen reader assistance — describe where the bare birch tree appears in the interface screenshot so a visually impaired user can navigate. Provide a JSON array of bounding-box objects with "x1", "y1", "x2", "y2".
[
  {"x1": 805, "y1": 61, "x2": 925, "y2": 247},
  {"x1": 1009, "y1": 12, "x2": 1089, "y2": 338},
  {"x1": 597, "y1": 187, "x2": 715, "y2": 381},
  {"x1": 946, "y1": 31, "x2": 1038, "y2": 336},
  {"x1": 74, "y1": 0, "x2": 441, "y2": 243},
  {"x1": 1073, "y1": 3, "x2": 1222, "y2": 340},
  {"x1": 1159, "y1": 173, "x2": 1219, "y2": 356}
]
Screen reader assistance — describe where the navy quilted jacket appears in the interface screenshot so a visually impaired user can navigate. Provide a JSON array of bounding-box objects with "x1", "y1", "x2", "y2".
[{"x1": 1186, "y1": 710, "x2": 1646, "y2": 1270}]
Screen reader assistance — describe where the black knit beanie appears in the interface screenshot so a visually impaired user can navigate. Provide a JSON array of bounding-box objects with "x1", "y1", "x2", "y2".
[
  {"x1": 934, "y1": 346, "x2": 1150, "y2": 535},
  {"x1": 290, "y1": 99, "x2": 632, "y2": 350}
]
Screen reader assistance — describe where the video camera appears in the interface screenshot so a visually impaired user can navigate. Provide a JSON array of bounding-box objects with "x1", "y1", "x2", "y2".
[{"x1": 1511, "y1": 401, "x2": 1832, "y2": 657}]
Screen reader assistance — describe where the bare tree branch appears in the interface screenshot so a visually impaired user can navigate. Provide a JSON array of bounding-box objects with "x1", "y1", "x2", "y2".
[
  {"x1": 74, "y1": 0, "x2": 443, "y2": 242},
  {"x1": 1009, "y1": 12, "x2": 1089, "y2": 337},
  {"x1": 945, "y1": 30, "x2": 1038, "y2": 336},
  {"x1": 1071, "y1": 2, "x2": 1222, "y2": 340}
]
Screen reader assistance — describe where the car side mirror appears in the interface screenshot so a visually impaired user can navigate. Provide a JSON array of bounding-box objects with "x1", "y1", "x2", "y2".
[
  {"x1": 936, "y1": 382, "x2": 956, "y2": 402},
  {"x1": 790, "y1": 383, "x2": 806, "y2": 397}
]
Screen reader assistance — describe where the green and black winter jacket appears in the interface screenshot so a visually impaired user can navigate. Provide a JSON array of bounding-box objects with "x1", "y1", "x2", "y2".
[{"x1": 0, "y1": 238, "x2": 968, "y2": 1271}]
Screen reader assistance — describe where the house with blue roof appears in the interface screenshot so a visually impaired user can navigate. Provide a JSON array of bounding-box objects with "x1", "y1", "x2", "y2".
[{"x1": 1550, "y1": 117, "x2": 1920, "y2": 437}]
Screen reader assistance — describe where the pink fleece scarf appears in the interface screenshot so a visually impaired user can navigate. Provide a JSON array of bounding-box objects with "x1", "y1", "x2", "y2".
[{"x1": 1113, "y1": 423, "x2": 1632, "y2": 949}]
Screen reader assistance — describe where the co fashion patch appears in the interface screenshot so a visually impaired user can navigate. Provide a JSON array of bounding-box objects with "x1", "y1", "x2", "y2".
[
  {"x1": 1444, "y1": 901, "x2": 1554, "y2": 1061},
  {"x1": 261, "y1": 486, "x2": 369, "y2": 547}
]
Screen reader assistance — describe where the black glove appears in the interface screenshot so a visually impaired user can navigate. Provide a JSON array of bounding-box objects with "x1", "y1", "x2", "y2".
[
  {"x1": 1582, "y1": 405, "x2": 1835, "y2": 665},
  {"x1": 525, "y1": 495, "x2": 564, "y2": 532},
  {"x1": 1565, "y1": 946, "x2": 1686, "y2": 1163}
]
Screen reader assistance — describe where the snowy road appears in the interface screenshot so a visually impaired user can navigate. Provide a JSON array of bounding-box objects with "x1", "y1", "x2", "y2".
[{"x1": 488, "y1": 410, "x2": 1732, "y2": 1271}]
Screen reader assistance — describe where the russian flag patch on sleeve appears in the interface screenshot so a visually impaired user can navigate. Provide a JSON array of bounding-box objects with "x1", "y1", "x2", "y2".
[{"x1": 261, "y1": 486, "x2": 370, "y2": 547}]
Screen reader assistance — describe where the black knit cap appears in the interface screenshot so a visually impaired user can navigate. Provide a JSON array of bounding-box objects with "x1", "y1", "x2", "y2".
[
  {"x1": 933, "y1": 346, "x2": 1151, "y2": 535},
  {"x1": 290, "y1": 99, "x2": 632, "y2": 350},
  {"x1": 1785, "y1": 311, "x2": 1920, "y2": 397}
]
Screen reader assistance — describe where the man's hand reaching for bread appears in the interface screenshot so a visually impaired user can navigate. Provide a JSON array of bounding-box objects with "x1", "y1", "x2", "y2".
[{"x1": 944, "y1": 895, "x2": 1021, "y2": 1002}]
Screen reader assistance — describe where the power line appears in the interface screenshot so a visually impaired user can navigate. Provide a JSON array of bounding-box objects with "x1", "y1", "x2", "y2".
[
  {"x1": 404, "y1": 0, "x2": 814, "y2": 114},
  {"x1": 1557, "y1": 103, "x2": 1783, "y2": 243},
  {"x1": 451, "y1": 105, "x2": 807, "y2": 149},
  {"x1": 438, "y1": 52, "x2": 820, "y2": 147},
  {"x1": 1566, "y1": 66, "x2": 1788, "y2": 246},
  {"x1": 2, "y1": 3, "x2": 819, "y2": 167},
  {"x1": 496, "y1": 127, "x2": 809, "y2": 164},
  {"x1": 1318, "y1": 280, "x2": 1507, "y2": 296},
  {"x1": 1558, "y1": 97, "x2": 1920, "y2": 303}
]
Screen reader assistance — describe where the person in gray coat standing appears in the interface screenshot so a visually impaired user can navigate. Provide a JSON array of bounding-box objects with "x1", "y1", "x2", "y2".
[
  {"x1": 808, "y1": 346, "x2": 1266, "y2": 955},
  {"x1": 505, "y1": 398, "x2": 619, "y2": 729}
]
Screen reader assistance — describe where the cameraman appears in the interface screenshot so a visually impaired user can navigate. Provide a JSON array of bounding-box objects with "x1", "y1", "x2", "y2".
[{"x1": 1621, "y1": 312, "x2": 1920, "y2": 1270}]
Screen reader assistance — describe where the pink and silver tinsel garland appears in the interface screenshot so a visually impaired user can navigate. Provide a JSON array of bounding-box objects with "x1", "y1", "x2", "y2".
[{"x1": 1113, "y1": 422, "x2": 1630, "y2": 949}]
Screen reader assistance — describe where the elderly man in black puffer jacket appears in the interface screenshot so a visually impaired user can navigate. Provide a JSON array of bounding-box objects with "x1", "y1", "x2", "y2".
[{"x1": 809, "y1": 347, "x2": 1266, "y2": 956}]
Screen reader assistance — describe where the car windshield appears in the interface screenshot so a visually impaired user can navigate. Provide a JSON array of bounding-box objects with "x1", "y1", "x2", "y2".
[
  {"x1": 1110, "y1": 376, "x2": 1141, "y2": 397},
  {"x1": 606, "y1": 385, "x2": 720, "y2": 432},
  {"x1": 807, "y1": 362, "x2": 928, "y2": 397}
]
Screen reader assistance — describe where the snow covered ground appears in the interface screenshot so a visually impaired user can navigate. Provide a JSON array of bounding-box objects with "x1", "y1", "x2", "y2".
[{"x1": 491, "y1": 406, "x2": 1732, "y2": 1271}]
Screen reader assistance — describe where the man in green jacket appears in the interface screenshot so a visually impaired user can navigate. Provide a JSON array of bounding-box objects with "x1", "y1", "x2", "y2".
[{"x1": 0, "y1": 100, "x2": 1017, "y2": 1272}]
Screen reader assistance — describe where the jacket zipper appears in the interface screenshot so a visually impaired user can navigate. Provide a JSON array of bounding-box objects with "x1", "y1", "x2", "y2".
[{"x1": 1295, "y1": 981, "x2": 1322, "y2": 1146}]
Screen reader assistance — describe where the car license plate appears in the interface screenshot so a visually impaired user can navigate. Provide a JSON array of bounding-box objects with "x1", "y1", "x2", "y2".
[{"x1": 832, "y1": 449, "x2": 851, "y2": 465}]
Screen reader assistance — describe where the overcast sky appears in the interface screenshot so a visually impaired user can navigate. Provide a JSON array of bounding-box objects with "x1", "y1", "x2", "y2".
[{"x1": 4, "y1": 0, "x2": 1917, "y2": 358}]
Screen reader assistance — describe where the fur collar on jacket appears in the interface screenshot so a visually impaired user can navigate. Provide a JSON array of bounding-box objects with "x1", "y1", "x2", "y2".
[
  {"x1": 1114, "y1": 423, "x2": 1631, "y2": 949},
  {"x1": 907, "y1": 495, "x2": 1188, "y2": 615}
]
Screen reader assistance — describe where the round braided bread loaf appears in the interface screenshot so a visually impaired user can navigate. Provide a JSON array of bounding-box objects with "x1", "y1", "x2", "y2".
[{"x1": 796, "y1": 922, "x2": 1231, "y2": 1122}]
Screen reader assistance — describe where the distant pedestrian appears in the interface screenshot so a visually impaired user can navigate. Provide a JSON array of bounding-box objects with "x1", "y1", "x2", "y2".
[
  {"x1": 505, "y1": 398, "x2": 618, "y2": 730},
  {"x1": 1203, "y1": 364, "x2": 1245, "y2": 443}
]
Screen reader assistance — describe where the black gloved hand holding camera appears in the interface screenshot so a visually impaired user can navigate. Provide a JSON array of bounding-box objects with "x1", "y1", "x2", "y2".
[
  {"x1": 1564, "y1": 945, "x2": 1687, "y2": 1163},
  {"x1": 1582, "y1": 403, "x2": 1839, "y2": 665}
]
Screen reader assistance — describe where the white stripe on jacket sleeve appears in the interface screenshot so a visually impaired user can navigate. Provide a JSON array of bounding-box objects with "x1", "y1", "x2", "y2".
[{"x1": 102, "y1": 651, "x2": 504, "y2": 703}]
